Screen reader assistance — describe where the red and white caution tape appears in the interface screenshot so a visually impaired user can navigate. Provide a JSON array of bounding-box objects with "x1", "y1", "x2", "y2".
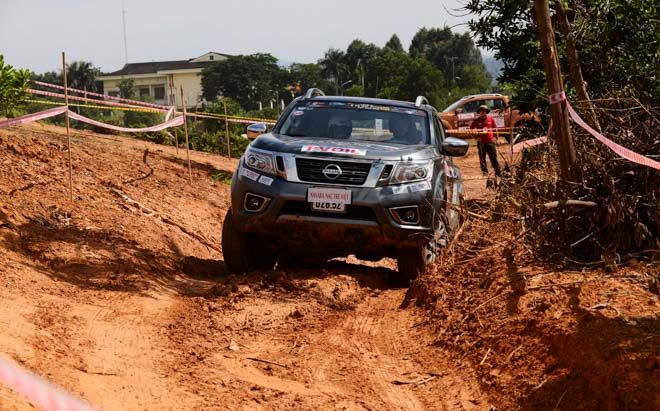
[
  {"x1": 549, "y1": 91, "x2": 566, "y2": 105},
  {"x1": 512, "y1": 136, "x2": 548, "y2": 153},
  {"x1": 1, "y1": 106, "x2": 184, "y2": 132},
  {"x1": 34, "y1": 81, "x2": 169, "y2": 110},
  {"x1": 0, "y1": 106, "x2": 68, "y2": 129},
  {"x1": 68, "y1": 110, "x2": 184, "y2": 132},
  {"x1": 0, "y1": 355, "x2": 97, "y2": 411},
  {"x1": 28, "y1": 89, "x2": 169, "y2": 113},
  {"x1": 566, "y1": 101, "x2": 660, "y2": 170}
]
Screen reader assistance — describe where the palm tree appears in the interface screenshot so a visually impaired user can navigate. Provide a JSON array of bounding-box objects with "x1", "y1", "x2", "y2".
[
  {"x1": 66, "y1": 61, "x2": 101, "y2": 92},
  {"x1": 319, "y1": 48, "x2": 347, "y2": 95}
]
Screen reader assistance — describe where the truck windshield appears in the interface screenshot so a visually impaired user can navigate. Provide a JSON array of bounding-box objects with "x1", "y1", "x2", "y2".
[{"x1": 278, "y1": 101, "x2": 430, "y2": 145}]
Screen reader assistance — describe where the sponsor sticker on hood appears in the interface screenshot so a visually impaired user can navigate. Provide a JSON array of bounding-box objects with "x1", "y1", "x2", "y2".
[{"x1": 301, "y1": 145, "x2": 367, "y2": 156}]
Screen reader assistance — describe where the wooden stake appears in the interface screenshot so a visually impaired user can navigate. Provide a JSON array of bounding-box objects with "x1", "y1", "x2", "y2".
[
  {"x1": 180, "y1": 86, "x2": 192, "y2": 184},
  {"x1": 169, "y1": 77, "x2": 178, "y2": 154},
  {"x1": 554, "y1": 0, "x2": 602, "y2": 132},
  {"x1": 61, "y1": 52, "x2": 74, "y2": 202},
  {"x1": 223, "y1": 98, "x2": 231, "y2": 158},
  {"x1": 533, "y1": 0, "x2": 578, "y2": 184}
]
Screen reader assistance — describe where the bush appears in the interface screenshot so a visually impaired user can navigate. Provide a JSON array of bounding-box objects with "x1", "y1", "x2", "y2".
[{"x1": 0, "y1": 55, "x2": 31, "y2": 117}]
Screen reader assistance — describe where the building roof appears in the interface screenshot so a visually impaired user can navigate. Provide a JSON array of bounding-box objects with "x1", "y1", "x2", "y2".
[{"x1": 100, "y1": 52, "x2": 231, "y2": 77}]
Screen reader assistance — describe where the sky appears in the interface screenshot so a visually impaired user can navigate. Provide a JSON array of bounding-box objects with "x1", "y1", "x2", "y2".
[{"x1": 0, "y1": 0, "x2": 474, "y2": 74}]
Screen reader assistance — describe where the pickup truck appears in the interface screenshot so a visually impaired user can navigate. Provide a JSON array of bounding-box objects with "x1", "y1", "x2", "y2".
[{"x1": 438, "y1": 93, "x2": 536, "y2": 141}]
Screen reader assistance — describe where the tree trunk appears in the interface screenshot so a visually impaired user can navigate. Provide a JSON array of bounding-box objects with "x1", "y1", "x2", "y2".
[
  {"x1": 534, "y1": 0, "x2": 579, "y2": 184},
  {"x1": 554, "y1": 0, "x2": 602, "y2": 132}
]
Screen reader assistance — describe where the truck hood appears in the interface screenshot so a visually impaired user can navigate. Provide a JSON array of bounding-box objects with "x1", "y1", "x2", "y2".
[{"x1": 250, "y1": 133, "x2": 435, "y2": 161}]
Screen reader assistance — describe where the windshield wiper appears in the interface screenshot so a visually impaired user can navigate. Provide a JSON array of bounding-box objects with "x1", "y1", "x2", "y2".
[{"x1": 284, "y1": 133, "x2": 308, "y2": 137}]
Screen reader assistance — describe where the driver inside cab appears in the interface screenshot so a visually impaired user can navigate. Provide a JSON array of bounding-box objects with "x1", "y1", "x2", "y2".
[{"x1": 389, "y1": 116, "x2": 423, "y2": 144}]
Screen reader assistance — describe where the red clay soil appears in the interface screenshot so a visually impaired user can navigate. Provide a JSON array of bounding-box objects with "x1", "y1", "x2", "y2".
[
  {"x1": 0, "y1": 122, "x2": 657, "y2": 410},
  {"x1": 407, "y1": 217, "x2": 660, "y2": 410}
]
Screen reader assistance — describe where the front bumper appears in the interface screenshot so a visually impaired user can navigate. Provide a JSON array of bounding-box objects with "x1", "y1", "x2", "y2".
[{"x1": 230, "y1": 165, "x2": 437, "y2": 253}]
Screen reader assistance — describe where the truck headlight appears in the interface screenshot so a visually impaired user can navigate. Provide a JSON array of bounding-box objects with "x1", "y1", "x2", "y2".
[
  {"x1": 390, "y1": 160, "x2": 433, "y2": 184},
  {"x1": 244, "y1": 147, "x2": 276, "y2": 176}
]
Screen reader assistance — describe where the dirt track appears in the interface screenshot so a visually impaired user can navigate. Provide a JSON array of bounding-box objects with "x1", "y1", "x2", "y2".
[
  {"x1": 1, "y1": 123, "x2": 657, "y2": 410},
  {"x1": 0, "y1": 123, "x2": 494, "y2": 410}
]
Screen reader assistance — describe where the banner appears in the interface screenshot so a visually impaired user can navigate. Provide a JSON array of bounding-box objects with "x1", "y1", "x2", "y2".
[{"x1": 0, "y1": 106, "x2": 68, "y2": 129}]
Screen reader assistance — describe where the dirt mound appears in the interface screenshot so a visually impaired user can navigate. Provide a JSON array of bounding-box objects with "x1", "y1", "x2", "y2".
[{"x1": 407, "y1": 217, "x2": 660, "y2": 410}]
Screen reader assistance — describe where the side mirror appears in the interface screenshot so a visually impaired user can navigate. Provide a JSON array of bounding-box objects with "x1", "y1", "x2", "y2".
[
  {"x1": 247, "y1": 123, "x2": 267, "y2": 140},
  {"x1": 455, "y1": 108, "x2": 463, "y2": 114},
  {"x1": 442, "y1": 137, "x2": 469, "y2": 157}
]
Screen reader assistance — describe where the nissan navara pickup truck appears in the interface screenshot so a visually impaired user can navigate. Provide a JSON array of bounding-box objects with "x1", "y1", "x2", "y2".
[{"x1": 222, "y1": 89, "x2": 469, "y2": 279}]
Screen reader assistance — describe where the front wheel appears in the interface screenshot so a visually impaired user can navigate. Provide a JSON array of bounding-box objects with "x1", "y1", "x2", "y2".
[
  {"x1": 397, "y1": 215, "x2": 449, "y2": 281},
  {"x1": 222, "y1": 209, "x2": 250, "y2": 274},
  {"x1": 222, "y1": 210, "x2": 278, "y2": 274}
]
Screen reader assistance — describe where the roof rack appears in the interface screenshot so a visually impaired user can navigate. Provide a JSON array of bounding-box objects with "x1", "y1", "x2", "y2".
[
  {"x1": 304, "y1": 88, "x2": 325, "y2": 99},
  {"x1": 415, "y1": 96, "x2": 429, "y2": 107}
]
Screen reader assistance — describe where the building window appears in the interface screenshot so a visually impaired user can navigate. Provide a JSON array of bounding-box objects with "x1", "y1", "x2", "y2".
[
  {"x1": 139, "y1": 87, "x2": 150, "y2": 97},
  {"x1": 153, "y1": 86, "x2": 165, "y2": 100},
  {"x1": 209, "y1": 55, "x2": 214, "y2": 60}
]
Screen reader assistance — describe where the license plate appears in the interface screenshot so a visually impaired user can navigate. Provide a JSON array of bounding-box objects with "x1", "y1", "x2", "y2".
[
  {"x1": 311, "y1": 201, "x2": 346, "y2": 212},
  {"x1": 307, "y1": 188, "x2": 352, "y2": 213}
]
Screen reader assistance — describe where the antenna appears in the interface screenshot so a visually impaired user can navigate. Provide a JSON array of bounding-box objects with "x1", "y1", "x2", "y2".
[{"x1": 121, "y1": 1, "x2": 129, "y2": 63}]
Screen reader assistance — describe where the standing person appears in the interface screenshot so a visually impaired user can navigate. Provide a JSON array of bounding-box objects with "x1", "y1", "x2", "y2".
[{"x1": 470, "y1": 105, "x2": 502, "y2": 176}]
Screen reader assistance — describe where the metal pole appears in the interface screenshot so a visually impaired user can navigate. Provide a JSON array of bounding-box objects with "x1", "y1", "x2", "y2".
[{"x1": 62, "y1": 52, "x2": 74, "y2": 202}]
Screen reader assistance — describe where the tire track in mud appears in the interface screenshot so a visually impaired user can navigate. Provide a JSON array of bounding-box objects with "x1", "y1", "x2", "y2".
[{"x1": 162, "y1": 270, "x2": 487, "y2": 410}]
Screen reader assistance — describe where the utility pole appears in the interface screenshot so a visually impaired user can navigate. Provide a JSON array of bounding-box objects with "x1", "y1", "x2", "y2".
[
  {"x1": 121, "y1": 1, "x2": 129, "y2": 64},
  {"x1": 533, "y1": 0, "x2": 578, "y2": 184}
]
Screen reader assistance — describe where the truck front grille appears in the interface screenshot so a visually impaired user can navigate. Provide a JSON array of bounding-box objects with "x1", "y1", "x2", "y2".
[{"x1": 296, "y1": 158, "x2": 371, "y2": 185}]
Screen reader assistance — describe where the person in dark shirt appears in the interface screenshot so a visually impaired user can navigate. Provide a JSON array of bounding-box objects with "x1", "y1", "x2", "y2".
[{"x1": 470, "y1": 105, "x2": 502, "y2": 176}]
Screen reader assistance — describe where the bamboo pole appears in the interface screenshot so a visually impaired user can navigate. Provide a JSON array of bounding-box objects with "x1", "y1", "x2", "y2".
[
  {"x1": 223, "y1": 98, "x2": 231, "y2": 158},
  {"x1": 180, "y1": 86, "x2": 192, "y2": 184},
  {"x1": 554, "y1": 0, "x2": 602, "y2": 133},
  {"x1": 533, "y1": 0, "x2": 578, "y2": 184},
  {"x1": 62, "y1": 52, "x2": 74, "y2": 202}
]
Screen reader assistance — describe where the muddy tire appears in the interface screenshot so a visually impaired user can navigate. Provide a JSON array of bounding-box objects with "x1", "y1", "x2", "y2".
[
  {"x1": 397, "y1": 215, "x2": 449, "y2": 281},
  {"x1": 222, "y1": 210, "x2": 250, "y2": 274},
  {"x1": 222, "y1": 210, "x2": 278, "y2": 274}
]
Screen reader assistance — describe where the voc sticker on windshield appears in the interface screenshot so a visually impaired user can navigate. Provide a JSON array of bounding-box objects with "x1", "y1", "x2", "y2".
[
  {"x1": 293, "y1": 110, "x2": 305, "y2": 116},
  {"x1": 301, "y1": 145, "x2": 367, "y2": 156}
]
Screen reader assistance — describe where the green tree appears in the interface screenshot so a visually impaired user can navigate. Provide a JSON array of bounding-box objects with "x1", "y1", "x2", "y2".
[
  {"x1": 319, "y1": 48, "x2": 348, "y2": 95},
  {"x1": 464, "y1": 0, "x2": 659, "y2": 103},
  {"x1": 289, "y1": 63, "x2": 332, "y2": 95},
  {"x1": 409, "y1": 27, "x2": 491, "y2": 91},
  {"x1": 384, "y1": 34, "x2": 404, "y2": 53},
  {"x1": 118, "y1": 78, "x2": 135, "y2": 99},
  {"x1": 66, "y1": 61, "x2": 101, "y2": 92},
  {"x1": 201, "y1": 53, "x2": 289, "y2": 110},
  {"x1": 31, "y1": 70, "x2": 62, "y2": 86},
  {"x1": 0, "y1": 55, "x2": 31, "y2": 117}
]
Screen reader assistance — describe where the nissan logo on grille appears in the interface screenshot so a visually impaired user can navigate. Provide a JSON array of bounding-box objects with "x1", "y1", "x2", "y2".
[{"x1": 322, "y1": 164, "x2": 342, "y2": 180}]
